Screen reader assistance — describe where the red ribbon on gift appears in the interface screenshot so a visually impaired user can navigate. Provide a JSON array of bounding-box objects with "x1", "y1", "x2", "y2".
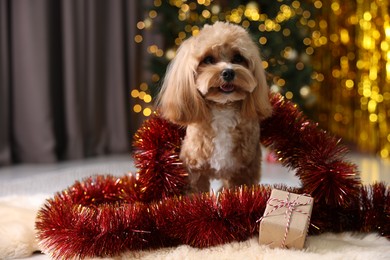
[{"x1": 258, "y1": 192, "x2": 312, "y2": 248}]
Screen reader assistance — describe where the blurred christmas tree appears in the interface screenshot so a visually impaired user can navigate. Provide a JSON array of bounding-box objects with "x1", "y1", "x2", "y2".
[{"x1": 135, "y1": 0, "x2": 318, "y2": 115}]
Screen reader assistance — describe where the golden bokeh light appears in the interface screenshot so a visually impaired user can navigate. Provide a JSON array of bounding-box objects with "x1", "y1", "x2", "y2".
[{"x1": 313, "y1": 0, "x2": 390, "y2": 158}]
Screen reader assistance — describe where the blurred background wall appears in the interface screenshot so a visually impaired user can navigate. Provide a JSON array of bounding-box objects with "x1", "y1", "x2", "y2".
[{"x1": 1, "y1": 0, "x2": 390, "y2": 165}]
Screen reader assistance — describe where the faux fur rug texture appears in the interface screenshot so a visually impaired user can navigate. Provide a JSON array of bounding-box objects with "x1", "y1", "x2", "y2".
[{"x1": 1, "y1": 195, "x2": 390, "y2": 260}]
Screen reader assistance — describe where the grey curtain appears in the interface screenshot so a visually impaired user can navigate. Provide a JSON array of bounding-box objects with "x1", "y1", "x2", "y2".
[{"x1": 0, "y1": 0, "x2": 143, "y2": 165}]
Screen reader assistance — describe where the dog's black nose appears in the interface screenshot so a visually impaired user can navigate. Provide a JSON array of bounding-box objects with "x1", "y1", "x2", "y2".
[{"x1": 221, "y1": 69, "x2": 235, "y2": 82}]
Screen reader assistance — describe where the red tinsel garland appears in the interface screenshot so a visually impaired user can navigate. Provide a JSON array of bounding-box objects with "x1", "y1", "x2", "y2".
[
  {"x1": 132, "y1": 115, "x2": 187, "y2": 202},
  {"x1": 36, "y1": 94, "x2": 389, "y2": 259},
  {"x1": 260, "y1": 95, "x2": 361, "y2": 206}
]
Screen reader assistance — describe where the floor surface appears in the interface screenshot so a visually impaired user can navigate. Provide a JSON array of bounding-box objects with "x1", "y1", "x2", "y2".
[{"x1": 1, "y1": 151, "x2": 389, "y2": 197}]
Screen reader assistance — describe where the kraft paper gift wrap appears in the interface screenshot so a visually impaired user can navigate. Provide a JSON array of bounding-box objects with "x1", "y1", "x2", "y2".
[{"x1": 259, "y1": 189, "x2": 313, "y2": 249}]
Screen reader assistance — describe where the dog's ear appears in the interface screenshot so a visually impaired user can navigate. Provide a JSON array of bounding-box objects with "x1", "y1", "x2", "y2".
[
  {"x1": 156, "y1": 38, "x2": 207, "y2": 125},
  {"x1": 241, "y1": 51, "x2": 272, "y2": 121}
]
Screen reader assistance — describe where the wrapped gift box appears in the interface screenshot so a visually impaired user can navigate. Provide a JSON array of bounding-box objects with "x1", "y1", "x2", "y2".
[{"x1": 259, "y1": 189, "x2": 313, "y2": 249}]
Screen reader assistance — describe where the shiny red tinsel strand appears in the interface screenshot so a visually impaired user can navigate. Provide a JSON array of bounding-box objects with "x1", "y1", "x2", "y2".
[
  {"x1": 260, "y1": 94, "x2": 361, "y2": 206},
  {"x1": 132, "y1": 114, "x2": 188, "y2": 202},
  {"x1": 36, "y1": 94, "x2": 389, "y2": 259},
  {"x1": 359, "y1": 183, "x2": 390, "y2": 237},
  {"x1": 153, "y1": 185, "x2": 274, "y2": 248},
  {"x1": 36, "y1": 175, "x2": 155, "y2": 259}
]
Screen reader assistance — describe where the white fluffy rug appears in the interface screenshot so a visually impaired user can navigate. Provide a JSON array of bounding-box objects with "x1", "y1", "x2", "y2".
[{"x1": 1, "y1": 195, "x2": 390, "y2": 260}]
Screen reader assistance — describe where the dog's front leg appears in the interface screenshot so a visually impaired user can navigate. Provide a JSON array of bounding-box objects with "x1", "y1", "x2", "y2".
[{"x1": 188, "y1": 169, "x2": 210, "y2": 193}]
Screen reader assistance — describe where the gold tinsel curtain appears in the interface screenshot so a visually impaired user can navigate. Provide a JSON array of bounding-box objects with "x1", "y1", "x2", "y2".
[{"x1": 313, "y1": 0, "x2": 390, "y2": 158}]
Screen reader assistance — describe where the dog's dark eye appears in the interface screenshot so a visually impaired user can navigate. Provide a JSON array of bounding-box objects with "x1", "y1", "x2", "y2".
[
  {"x1": 202, "y1": 55, "x2": 215, "y2": 64},
  {"x1": 232, "y1": 54, "x2": 245, "y2": 64}
]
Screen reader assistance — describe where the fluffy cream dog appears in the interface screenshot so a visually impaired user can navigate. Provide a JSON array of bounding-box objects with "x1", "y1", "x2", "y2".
[{"x1": 157, "y1": 22, "x2": 272, "y2": 192}]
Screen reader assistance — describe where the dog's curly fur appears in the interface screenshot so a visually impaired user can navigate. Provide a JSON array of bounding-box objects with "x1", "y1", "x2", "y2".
[{"x1": 157, "y1": 22, "x2": 272, "y2": 192}]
